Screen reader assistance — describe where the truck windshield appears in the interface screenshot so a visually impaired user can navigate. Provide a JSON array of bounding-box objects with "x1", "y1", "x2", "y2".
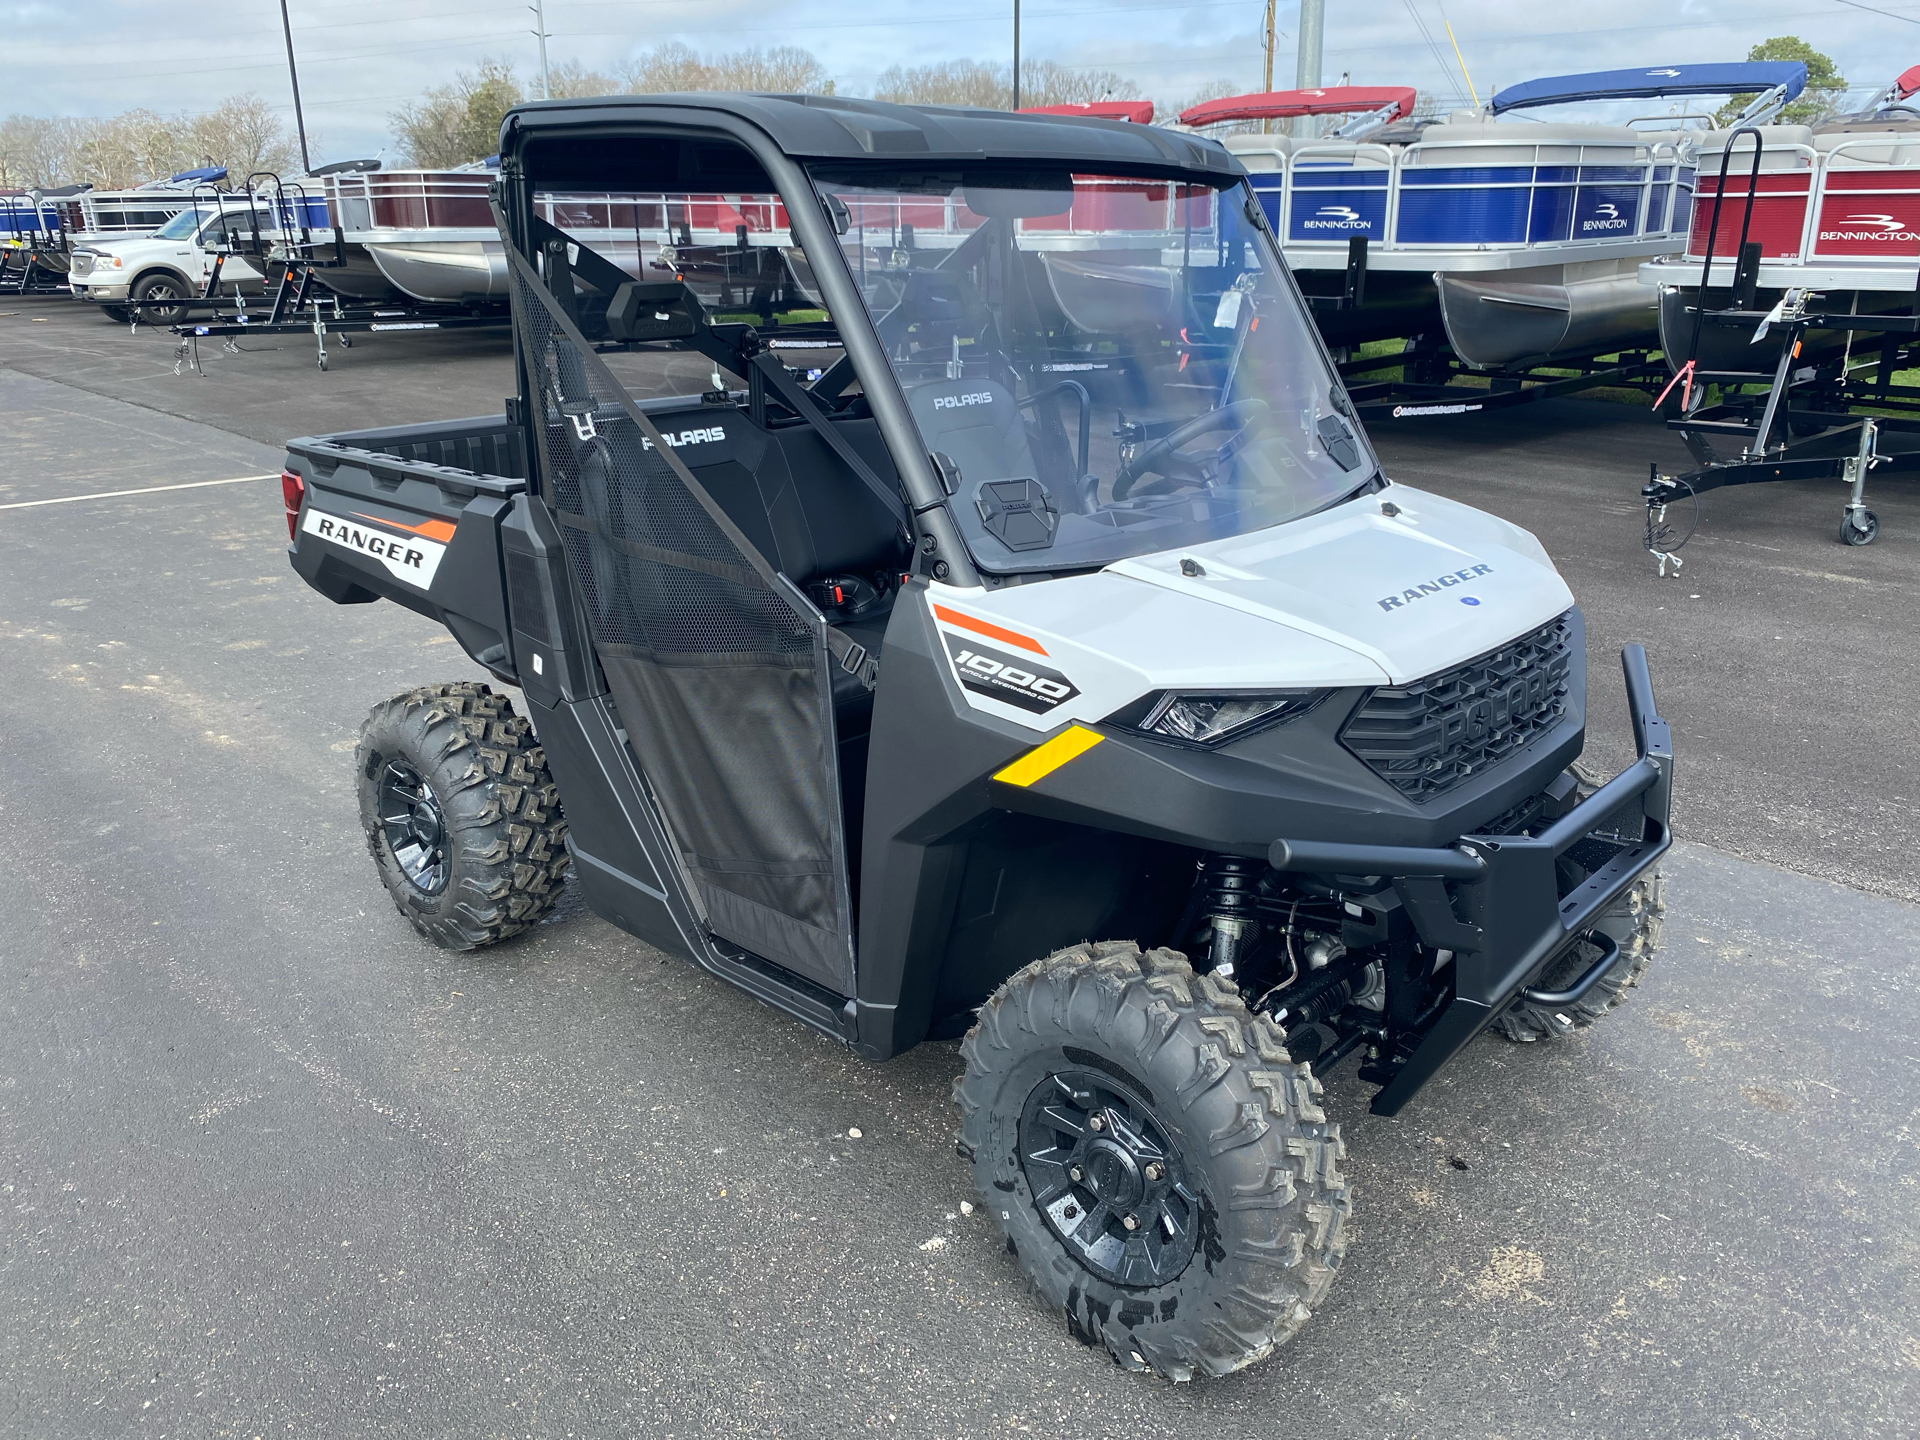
[
  {"x1": 811, "y1": 167, "x2": 1376, "y2": 574},
  {"x1": 154, "y1": 209, "x2": 207, "y2": 240}
]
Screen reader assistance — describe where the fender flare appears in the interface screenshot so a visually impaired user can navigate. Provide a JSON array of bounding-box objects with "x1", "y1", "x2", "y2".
[{"x1": 128, "y1": 265, "x2": 198, "y2": 297}]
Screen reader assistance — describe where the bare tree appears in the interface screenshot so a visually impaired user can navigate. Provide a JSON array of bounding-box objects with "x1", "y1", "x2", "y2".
[
  {"x1": 75, "y1": 111, "x2": 192, "y2": 189},
  {"x1": 620, "y1": 43, "x2": 829, "y2": 95},
  {"x1": 188, "y1": 95, "x2": 300, "y2": 181},
  {"x1": 0, "y1": 116, "x2": 87, "y2": 188},
  {"x1": 548, "y1": 59, "x2": 621, "y2": 100},
  {"x1": 390, "y1": 59, "x2": 524, "y2": 168},
  {"x1": 873, "y1": 58, "x2": 1138, "y2": 111},
  {"x1": 705, "y1": 46, "x2": 830, "y2": 93}
]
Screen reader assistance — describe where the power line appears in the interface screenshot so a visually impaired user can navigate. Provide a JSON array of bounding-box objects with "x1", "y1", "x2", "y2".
[{"x1": 1828, "y1": 0, "x2": 1920, "y2": 20}]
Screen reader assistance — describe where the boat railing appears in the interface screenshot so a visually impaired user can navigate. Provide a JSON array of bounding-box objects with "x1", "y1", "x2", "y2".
[
  {"x1": 1684, "y1": 138, "x2": 1818, "y2": 265},
  {"x1": 1261, "y1": 134, "x2": 1692, "y2": 255},
  {"x1": 1805, "y1": 135, "x2": 1920, "y2": 267}
]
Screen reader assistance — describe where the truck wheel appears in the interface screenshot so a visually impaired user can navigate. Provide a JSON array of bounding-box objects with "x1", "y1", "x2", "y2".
[
  {"x1": 354, "y1": 682, "x2": 570, "y2": 951},
  {"x1": 955, "y1": 942, "x2": 1351, "y2": 1381},
  {"x1": 130, "y1": 272, "x2": 192, "y2": 324},
  {"x1": 100, "y1": 305, "x2": 131, "y2": 323}
]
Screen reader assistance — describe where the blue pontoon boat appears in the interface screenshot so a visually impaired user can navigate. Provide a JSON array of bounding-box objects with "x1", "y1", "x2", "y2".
[{"x1": 1192, "y1": 63, "x2": 1807, "y2": 366}]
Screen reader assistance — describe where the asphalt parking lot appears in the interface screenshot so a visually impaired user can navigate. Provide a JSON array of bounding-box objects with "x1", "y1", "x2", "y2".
[{"x1": 3, "y1": 299, "x2": 1917, "y2": 1438}]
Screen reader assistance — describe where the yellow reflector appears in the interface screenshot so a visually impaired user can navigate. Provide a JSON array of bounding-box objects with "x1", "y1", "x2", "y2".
[{"x1": 993, "y1": 725, "x2": 1106, "y2": 788}]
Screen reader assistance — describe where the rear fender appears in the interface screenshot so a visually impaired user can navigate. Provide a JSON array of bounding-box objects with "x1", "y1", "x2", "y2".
[{"x1": 285, "y1": 426, "x2": 526, "y2": 680}]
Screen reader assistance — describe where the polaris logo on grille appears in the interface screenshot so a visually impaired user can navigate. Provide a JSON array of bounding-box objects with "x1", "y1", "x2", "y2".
[
  {"x1": 933, "y1": 391, "x2": 996, "y2": 410},
  {"x1": 1378, "y1": 563, "x2": 1492, "y2": 612},
  {"x1": 942, "y1": 635, "x2": 1078, "y2": 715}
]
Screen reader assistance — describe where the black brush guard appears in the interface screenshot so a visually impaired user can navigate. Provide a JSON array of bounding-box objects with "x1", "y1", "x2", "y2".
[{"x1": 1269, "y1": 644, "x2": 1673, "y2": 1115}]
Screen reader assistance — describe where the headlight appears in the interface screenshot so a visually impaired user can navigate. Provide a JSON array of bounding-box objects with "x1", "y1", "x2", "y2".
[
  {"x1": 111, "y1": 256, "x2": 124, "y2": 268},
  {"x1": 1109, "y1": 690, "x2": 1324, "y2": 747}
]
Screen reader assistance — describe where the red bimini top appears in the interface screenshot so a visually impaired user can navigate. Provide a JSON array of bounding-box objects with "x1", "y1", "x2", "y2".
[
  {"x1": 1896, "y1": 64, "x2": 1920, "y2": 100},
  {"x1": 1179, "y1": 86, "x2": 1417, "y2": 128},
  {"x1": 1019, "y1": 101, "x2": 1156, "y2": 124}
]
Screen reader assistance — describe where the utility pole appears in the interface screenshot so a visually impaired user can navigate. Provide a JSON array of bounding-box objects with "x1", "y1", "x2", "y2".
[
  {"x1": 1262, "y1": 0, "x2": 1276, "y2": 92},
  {"x1": 278, "y1": 0, "x2": 312, "y2": 173},
  {"x1": 1293, "y1": 0, "x2": 1324, "y2": 138},
  {"x1": 1012, "y1": 0, "x2": 1021, "y2": 110},
  {"x1": 530, "y1": 0, "x2": 552, "y2": 100}
]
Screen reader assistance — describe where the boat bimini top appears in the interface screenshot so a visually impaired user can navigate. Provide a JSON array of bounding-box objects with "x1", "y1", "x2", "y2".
[
  {"x1": 1490, "y1": 62, "x2": 1808, "y2": 126},
  {"x1": 1018, "y1": 101, "x2": 1156, "y2": 124},
  {"x1": 1179, "y1": 86, "x2": 1417, "y2": 139}
]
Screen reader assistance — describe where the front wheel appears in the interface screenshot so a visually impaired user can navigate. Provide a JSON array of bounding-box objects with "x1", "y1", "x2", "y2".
[
  {"x1": 355, "y1": 682, "x2": 570, "y2": 950},
  {"x1": 130, "y1": 272, "x2": 193, "y2": 324},
  {"x1": 956, "y1": 942, "x2": 1351, "y2": 1381}
]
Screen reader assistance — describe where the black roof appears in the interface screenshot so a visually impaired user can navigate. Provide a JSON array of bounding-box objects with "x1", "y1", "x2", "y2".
[{"x1": 501, "y1": 91, "x2": 1239, "y2": 177}]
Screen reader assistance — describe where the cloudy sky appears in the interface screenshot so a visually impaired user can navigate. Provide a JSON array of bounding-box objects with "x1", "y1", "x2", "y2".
[{"x1": 3, "y1": 0, "x2": 1913, "y2": 160}]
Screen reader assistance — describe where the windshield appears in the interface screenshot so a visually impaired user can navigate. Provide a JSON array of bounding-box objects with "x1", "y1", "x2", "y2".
[
  {"x1": 812, "y1": 168, "x2": 1376, "y2": 574},
  {"x1": 154, "y1": 209, "x2": 205, "y2": 240}
]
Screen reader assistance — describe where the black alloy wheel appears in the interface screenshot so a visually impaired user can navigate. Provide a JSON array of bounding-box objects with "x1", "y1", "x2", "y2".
[
  {"x1": 1019, "y1": 1069, "x2": 1199, "y2": 1287},
  {"x1": 375, "y1": 758, "x2": 449, "y2": 895},
  {"x1": 355, "y1": 682, "x2": 571, "y2": 950},
  {"x1": 956, "y1": 941, "x2": 1352, "y2": 1380}
]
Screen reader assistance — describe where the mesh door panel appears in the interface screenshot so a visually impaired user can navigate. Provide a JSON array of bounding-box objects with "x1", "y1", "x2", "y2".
[{"x1": 514, "y1": 267, "x2": 852, "y2": 991}]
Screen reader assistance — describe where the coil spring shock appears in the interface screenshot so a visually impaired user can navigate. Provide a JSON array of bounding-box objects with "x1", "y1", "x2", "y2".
[{"x1": 1202, "y1": 854, "x2": 1260, "y2": 980}]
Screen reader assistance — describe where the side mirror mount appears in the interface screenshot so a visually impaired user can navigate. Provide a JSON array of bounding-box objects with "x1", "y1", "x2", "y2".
[{"x1": 605, "y1": 280, "x2": 704, "y2": 343}]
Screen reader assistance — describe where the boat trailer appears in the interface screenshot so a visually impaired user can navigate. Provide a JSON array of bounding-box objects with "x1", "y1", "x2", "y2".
[
  {"x1": 120, "y1": 174, "x2": 508, "y2": 373},
  {"x1": 1643, "y1": 128, "x2": 1920, "y2": 567},
  {"x1": 162, "y1": 262, "x2": 509, "y2": 374},
  {"x1": 1322, "y1": 239, "x2": 1668, "y2": 423}
]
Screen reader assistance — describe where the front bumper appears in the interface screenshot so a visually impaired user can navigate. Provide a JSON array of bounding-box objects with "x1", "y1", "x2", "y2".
[{"x1": 1269, "y1": 644, "x2": 1673, "y2": 1115}]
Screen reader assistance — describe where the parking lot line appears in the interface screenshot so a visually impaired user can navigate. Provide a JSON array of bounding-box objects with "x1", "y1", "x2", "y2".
[{"x1": 0, "y1": 472, "x2": 279, "y2": 511}]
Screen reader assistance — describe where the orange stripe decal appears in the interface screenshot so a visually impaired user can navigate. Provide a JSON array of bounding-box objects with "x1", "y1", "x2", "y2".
[
  {"x1": 353, "y1": 512, "x2": 457, "y2": 544},
  {"x1": 932, "y1": 604, "x2": 1049, "y2": 656}
]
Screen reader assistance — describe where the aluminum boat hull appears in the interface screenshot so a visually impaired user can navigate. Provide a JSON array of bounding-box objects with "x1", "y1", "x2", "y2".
[
  {"x1": 1438, "y1": 258, "x2": 1659, "y2": 368},
  {"x1": 364, "y1": 238, "x2": 507, "y2": 303}
]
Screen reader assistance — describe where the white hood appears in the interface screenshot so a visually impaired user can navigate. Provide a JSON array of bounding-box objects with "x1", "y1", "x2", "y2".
[
  {"x1": 924, "y1": 484, "x2": 1574, "y2": 733},
  {"x1": 1106, "y1": 485, "x2": 1573, "y2": 686}
]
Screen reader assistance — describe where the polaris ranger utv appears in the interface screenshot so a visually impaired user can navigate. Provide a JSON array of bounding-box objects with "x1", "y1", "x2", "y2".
[{"x1": 282, "y1": 94, "x2": 1672, "y2": 1381}]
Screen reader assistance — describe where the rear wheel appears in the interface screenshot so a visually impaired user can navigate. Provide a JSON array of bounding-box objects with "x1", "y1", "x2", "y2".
[
  {"x1": 956, "y1": 942, "x2": 1351, "y2": 1381},
  {"x1": 355, "y1": 682, "x2": 569, "y2": 950}
]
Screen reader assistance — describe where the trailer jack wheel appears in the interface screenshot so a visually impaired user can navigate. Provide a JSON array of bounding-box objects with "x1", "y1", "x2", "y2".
[{"x1": 1839, "y1": 510, "x2": 1879, "y2": 546}]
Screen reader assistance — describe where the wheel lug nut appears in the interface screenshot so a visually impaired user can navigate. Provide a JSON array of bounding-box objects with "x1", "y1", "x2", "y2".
[
  {"x1": 1122, "y1": 1214, "x2": 1139, "y2": 1231},
  {"x1": 1088, "y1": 1115, "x2": 1105, "y2": 1132},
  {"x1": 1068, "y1": 1166, "x2": 1084, "y2": 1182},
  {"x1": 1144, "y1": 1162, "x2": 1164, "y2": 1182}
]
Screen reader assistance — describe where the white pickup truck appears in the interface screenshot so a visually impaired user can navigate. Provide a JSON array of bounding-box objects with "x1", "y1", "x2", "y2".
[{"x1": 68, "y1": 199, "x2": 275, "y2": 322}]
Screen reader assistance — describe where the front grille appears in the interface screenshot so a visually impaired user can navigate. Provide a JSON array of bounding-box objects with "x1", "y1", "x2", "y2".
[
  {"x1": 1341, "y1": 612, "x2": 1574, "y2": 801},
  {"x1": 69, "y1": 253, "x2": 94, "y2": 278}
]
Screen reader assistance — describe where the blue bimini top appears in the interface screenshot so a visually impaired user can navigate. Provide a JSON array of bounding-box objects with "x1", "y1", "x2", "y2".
[{"x1": 1489, "y1": 62, "x2": 1808, "y2": 115}]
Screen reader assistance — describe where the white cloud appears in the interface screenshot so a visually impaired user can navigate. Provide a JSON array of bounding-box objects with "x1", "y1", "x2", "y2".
[{"x1": 0, "y1": 0, "x2": 1909, "y2": 163}]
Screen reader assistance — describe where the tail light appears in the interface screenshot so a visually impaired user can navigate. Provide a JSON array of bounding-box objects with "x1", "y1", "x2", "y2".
[{"x1": 281, "y1": 470, "x2": 305, "y2": 541}]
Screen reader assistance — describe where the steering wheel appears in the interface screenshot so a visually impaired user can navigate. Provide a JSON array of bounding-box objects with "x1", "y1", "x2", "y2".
[{"x1": 1113, "y1": 399, "x2": 1270, "y2": 500}]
